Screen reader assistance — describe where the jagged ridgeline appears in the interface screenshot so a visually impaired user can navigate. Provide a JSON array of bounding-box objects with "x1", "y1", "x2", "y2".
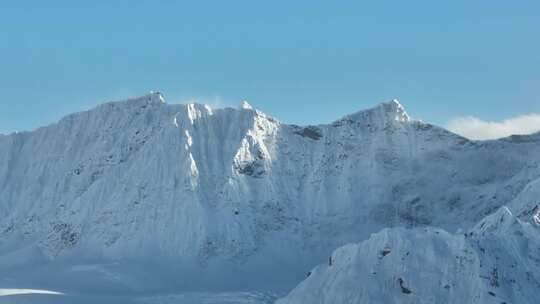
[{"x1": 0, "y1": 92, "x2": 539, "y2": 299}]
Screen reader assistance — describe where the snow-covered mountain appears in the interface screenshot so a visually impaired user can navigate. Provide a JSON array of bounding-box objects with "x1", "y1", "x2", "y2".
[
  {"x1": 277, "y1": 207, "x2": 540, "y2": 304},
  {"x1": 0, "y1": 92, "x2": 539, "y2": 302}
]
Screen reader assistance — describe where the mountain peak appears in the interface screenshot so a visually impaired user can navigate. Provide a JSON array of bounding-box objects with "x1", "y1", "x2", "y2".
[
  {"x1": 240, "y1": 100, "x2": 253, "y2": 110},
  {"x1": 377, "y1": 99, "x2": 410, "y2": 122},
  {"x1": 336, "y1": 99, "x2": 410, "y2": 126},
  {"x1": 108, "y1": 91, "x2": 165, "y2": 109},
  {"x1": 147, "y1": 90, "x2": 165, "y2": 103}
]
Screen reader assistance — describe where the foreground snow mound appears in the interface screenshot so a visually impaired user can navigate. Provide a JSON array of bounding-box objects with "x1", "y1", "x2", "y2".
[{"x1": 277, "y1": 207, "x2": 540, "y2": 304}]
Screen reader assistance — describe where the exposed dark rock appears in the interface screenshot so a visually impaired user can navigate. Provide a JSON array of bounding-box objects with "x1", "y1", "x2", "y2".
[
  {"x1": 379, "y1": 247, "x2": 391, "y2": 258},
  {"x1": 398, "y1": 278, "x2": 412, "y2": 294},
  {"x1": 293, "y1": 126, "x2": 323, "y2": 140},
  {"x1": 236, "y1": 161, "x2": 265, "y2": 177}
]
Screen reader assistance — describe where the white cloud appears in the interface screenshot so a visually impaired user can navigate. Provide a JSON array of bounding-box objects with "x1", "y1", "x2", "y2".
[{"x1": 446, "y1": 114, "x2": 540, "y2": 140}]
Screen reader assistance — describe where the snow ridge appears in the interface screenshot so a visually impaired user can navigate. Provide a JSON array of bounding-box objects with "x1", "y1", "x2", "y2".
[{"x1": 278, "y1": 207, "x2": 540, "y2": 304}]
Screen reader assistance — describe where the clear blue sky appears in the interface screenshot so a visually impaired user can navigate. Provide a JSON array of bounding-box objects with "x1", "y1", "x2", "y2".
[{"x1": 1, "y1": 1, "x2": 539, "y2": 134}]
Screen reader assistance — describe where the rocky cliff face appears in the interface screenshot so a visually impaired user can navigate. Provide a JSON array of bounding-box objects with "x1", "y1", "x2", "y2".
[{"x1": 0, "y1": 92, "x2": 539, "y2": 293}]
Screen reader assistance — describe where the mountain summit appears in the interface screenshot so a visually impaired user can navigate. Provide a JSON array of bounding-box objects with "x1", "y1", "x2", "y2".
[{"x1": 336, "y1": 99, "x2": 410, "y2": 129}]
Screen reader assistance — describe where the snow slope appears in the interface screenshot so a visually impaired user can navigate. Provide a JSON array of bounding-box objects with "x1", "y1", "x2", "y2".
[
  {"x1": 0, "y1": 92, "x2": 539, "y2": 298},
  {"x1": 277, "y1": 207, "x2": 540, "y2": 304}
]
